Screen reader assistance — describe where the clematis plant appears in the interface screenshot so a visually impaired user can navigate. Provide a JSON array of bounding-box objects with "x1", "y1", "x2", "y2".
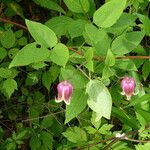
[
  {"x1": 121, "y1": 76, "x2": 136, "y2": 100},
  {"x1": 55, "y1": 81, "x2": 73, "y2": 105}
]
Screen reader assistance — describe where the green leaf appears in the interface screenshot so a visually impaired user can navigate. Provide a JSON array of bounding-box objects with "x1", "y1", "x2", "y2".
[
  {"x1": 93, "y1": 0, "x2": 127, "y2": 28},
  {"x1": 68, "y1": 19, "x2": 87, "y2": 39},
  {"x1": 41, "y1": 117, "x2": 53, "y2": 128},
  {"x1": 8, "y1": 2, "x2": 24, "y2": 18},
  {"x1": 0, "y1": 68, "x2": 18, "y2": 79},
  {"x1": 41, "y1": 131, "x2": 53, "y2": 150},
  {"x1": 2, "y1": 79, "x2": 17, "y2": 98},
  {"x1": 45, "y1": 16, "x2": 73, "y2": 37},
  {"x1": 9, "y1": 42, "x2": 50, "y2": 68},
  {"x1": 65, "y1": 89, "x2": 87, "y2": 124},
  {"x1": 135, "y1": 142, "x2": 150, "y2": 150},
  {"x1": 105, "y1": 49, "x2": 115, "y2": 66},
  {"x1": 30, "y1": 136, "x2": 41, "y2": 150},
  {"x1": 86, "y1": 80, "x2": 112, "y2": 121},
  {"x1": 25, "y1": 19, "x2": 57, "y2": 48},
  {"x1": 0, "y1": 29, "x2": 16, "y2": 49},
  {"x1": 32, "y1": 0, "x2": 65, "y2": 14},
  {"x1": 137, "y1": 14, "x2": 150, "y2": 36},
  {"x1": 112, "y1": 107, "x2": 138, "y2": 129},
  {"x1": 62, "y1": 127, "x2": 87, "y2": 143},
  {"x1": 99, "y1": 124, "x2": 113, "y2": 135},
  {"x1": 112, "y1": 31, "x2": 145, "y2": 55},
  {"x1": 50, "y1": 43, "x2": 69, "y2": 67},
  {"x1": 0, "y1": 47, "x2": 7, "y2": 61},
  {"x1": 126, "y1": 94, "x2": 150, "y2": 108},
  {"x1": 84, "y1": 24, "x2": 109, "y2": 56},
  {"x1": 61, "y1": 67, "x2": 88, "y2": 89},
  {"x1": 106, "y1": 13, "x2": 137, "y2": 34},
  {"x1": 142, "y1": 61, "x2": 150, "y2": 80},
  {"x1": 64, "y1": 0, "x2": 90, "y2": 13},
  {"x1": 84, "y1": 48, "x2": 94, "y2": 72},
  {"x1": 115, "y1": 59, "x2": 137, "y2": 71}
]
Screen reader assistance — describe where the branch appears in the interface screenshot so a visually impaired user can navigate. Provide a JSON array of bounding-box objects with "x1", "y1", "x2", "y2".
[
  {"x1": 0, "y1": 18, "x2": 27, "y2": 30},
  {"x1": 68, "y1": 47, "x2": 150, "y2": 61}
]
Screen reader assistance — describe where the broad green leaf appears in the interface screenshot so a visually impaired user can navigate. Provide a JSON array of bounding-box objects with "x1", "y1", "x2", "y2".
[
  {"x1": 61, "y1": 67, "x2": 88, "y2": 89},
  {"x1": 112, "y1": 107, "x2": 138, "y2": 129},
  {"x1": 30, "y1": 136, "x2": 41, "y2": 150},
  {"x1": 86, "y1": 80, "x2": 112, "y2": 121},
  {"x1": 42, "y1": 65, "x2": 60, "y2": 91},
  {"x1": 25, "y1": 19, "x2": 57, "y2": 48},
  {"x1": 126, "y1": 94, "x2": 150, "y2": 108},
  {"x1": 99, "y1": 124, "x2": 113, "y2": 135},
  {"x1": 93, "y1": 0, "x2": 127, "y2": 28},
  {"x1": 32, "y1": 0, "x2": 65, "y2": 14},
  {"x1": 41, "y1": 131, "x2": 53, "y2": 150},
  {"x1": 142, "y1": 61, "x2": 150, "y2": 80},
  {"x1": 0, "y1": 47, "x2": 7, "y2": 60},
  {"x1": 84, "y1": 47, "x2": 93, "y2": 61},
  {"x1": 9, "y1": 42, "x2": 50, "y2": 68},
  {"x1": 106, "y1": 13, "x2": 137, "y2": 34},
  {"x1": 85, "y1": 60, "x2": 94, "y2": 72},
  {"x1": 112, "y1": 31, "x2": 145, "y2": 55},
  {"x1": 62, "y1": 126, "x2": 87, "y2": 143},
  {"x1": 0, "y1": 29, "x2": 16, "y2": 49},
  {"x1": 135, "y1": 142, "x2": 150, "y2": 150},
  {"x1": 2, "y1": 79, "x2": 17, "y2": 98},
  {"x1": 50, "y1": 43, "x2": 69, "y2": 67},
  {"x1": 115, "y1": 59, "x2": 137, "y2": 71},
  {"x1": 45, "y1": 16, "x2": 73, "y2": 37},
  {"x1": 84, "y1": 48, "x2": 94, "y2": 72},
  {"x1": 137, "y1": 14, "x2": 150, "y2": 36},
  {"x1": 102, "y1": 66, "x2": 115, "y2": 79},
  {"x1": 65, "y1": 89, "x2": 87, "y2": 123},
  {"x1": 105, "y1": 49, "x2": 115, "y2": 66},
  {"x1": 8, "y1": 48, "x2": 19, "y2": 59},
  {"x1": 84, "y1": 24, "x2": 109, "y2": 56},
  {"x1": 68, "y1": 19, "x2": 87, "y2": 39},
  {"x1": 64, "y1": 0, "x2": 90, "y2": 13},
  {"x1": 41, "y1": 116, "x2": 54, "y2": 128}
]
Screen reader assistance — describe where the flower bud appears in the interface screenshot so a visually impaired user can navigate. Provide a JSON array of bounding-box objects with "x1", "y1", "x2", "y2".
[
  {"x1": 55, "y1": 81, "x2": 73, "y2": 105},
  {"x1": 121, "y1": 76, "x2": 136, "y2": 100}
]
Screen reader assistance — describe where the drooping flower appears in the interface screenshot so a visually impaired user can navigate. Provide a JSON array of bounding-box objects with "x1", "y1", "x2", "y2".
[
  {"x1": 121, "y1": 76, "x2": 136, "y2": 100},
  {"x1": 55, "y1": 81, "x2": 73, "y2": 105}
]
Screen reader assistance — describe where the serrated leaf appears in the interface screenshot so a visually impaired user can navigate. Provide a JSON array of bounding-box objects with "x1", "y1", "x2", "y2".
[
  {"x1": 62, "y1": 127, "x2": 87, "y2": 143},
  {"x1": 9, "y1": 42, "x2": 50, "y2": 68},
  {"x1": 0, "y1": 47, "x2": 7, "y2": 60},
  {"x1": 25, "y1": 19, "x2": 57, "y2": 48},
  {"x1": 64, "y1": 0, "x2": 90, "y2": 13},
  {"x1": 65, "y1": 89, "x2": 87, "y2": 124},
  {"x1": 50, "y1": 43, "x2": 69, "y2": 67},
  {"x1": 2, "y1": 79, "x2": 17, "y2": 98},
  {"x1": 142, "y1": 61, "x2": 150, "y2": 80},
  {"x1": 86, "y1": 80, "x2": 112, "y2": 121},
  {"x1": 93, "y1": 0, "x2": 127, "y2": 28}
]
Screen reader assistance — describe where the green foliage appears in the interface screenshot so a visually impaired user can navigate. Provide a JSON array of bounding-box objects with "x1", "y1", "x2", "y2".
[
  {"x1": 0, "y1": 0, "x2": 150, "y2": 149},
  {"x1": 93, "y1": 0, "x2": 127, "y2": 28}
]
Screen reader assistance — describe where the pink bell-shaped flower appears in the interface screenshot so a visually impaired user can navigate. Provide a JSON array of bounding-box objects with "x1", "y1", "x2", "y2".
[
  {"x1": 121, "y1": 76, "x2": 136, "y2": 100},
  {"x1": 55, "y1": 81, "x2": 73, "y2": 105}
]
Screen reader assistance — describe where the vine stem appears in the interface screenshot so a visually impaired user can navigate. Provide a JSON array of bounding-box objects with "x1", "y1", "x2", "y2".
[
  {"x1": 0, "y1": 17, "x2": 27, "y2": 30},
  {"x1": 68, "y1": 47, "x2": 150, "y2": 61},
  {"x1": 0, "y1": 17, "x2": 150, "y2": 61}
]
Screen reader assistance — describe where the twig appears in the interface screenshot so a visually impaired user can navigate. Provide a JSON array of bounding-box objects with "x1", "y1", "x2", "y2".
[
  {"x1": 22, "y1": 110, "x2": 65, "y2": 122},
  {"x1": 0, "y1": 18, "x2": 27, "y2": 30}
]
